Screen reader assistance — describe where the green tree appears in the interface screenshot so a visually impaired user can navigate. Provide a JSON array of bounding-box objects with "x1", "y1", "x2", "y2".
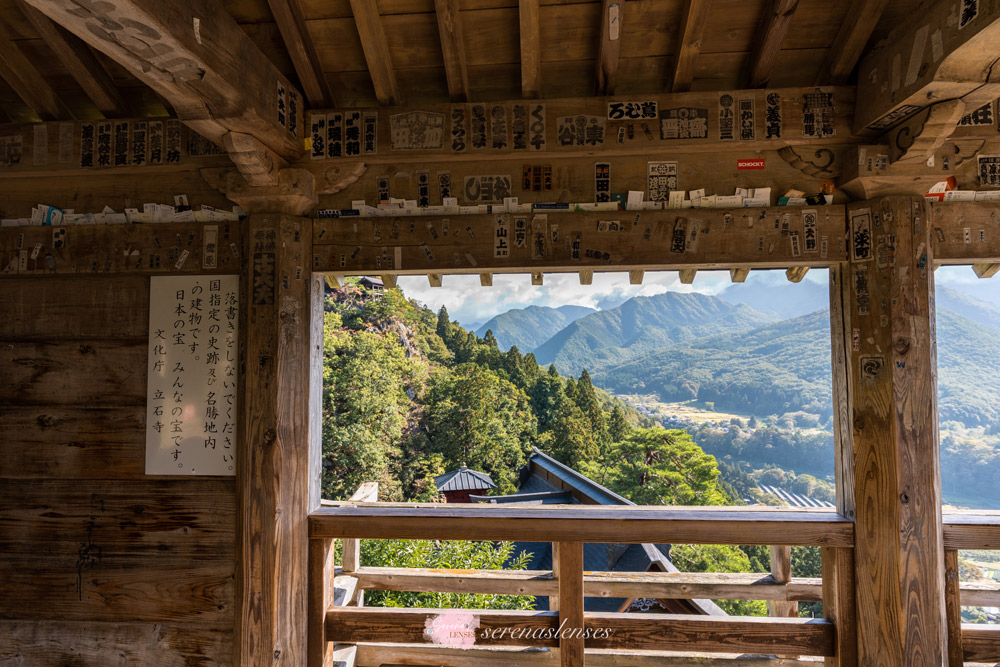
[
  {"x1": 669, "y1": 544, "x2": 768, "y2": 616},
  {"x1": 423, "y1": 364, "x2": 534, "y2": 493}
]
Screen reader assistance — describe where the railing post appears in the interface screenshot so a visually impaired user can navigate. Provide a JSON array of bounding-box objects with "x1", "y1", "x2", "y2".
[
  {"x1": 550, "y1": 542, "x2": 559, "y2": 611},
  {"x1": 767, "y1": 545, "x2": 798, "y2": 617},
  {"x1": 558, "y1": 541, "x2": 584, "y2": 666},
  {"x1": 309, "y1": 538, "x2": 335, "y2": 667},
  {"x1": 341, "y1": 482, "x2": 378, "y2": 607},
  {"x1": 945, "y1": 549, "x2": 965, "y2": 667},
  {"x1": 822, "y1": 546, "x2": 857, "y2": 667}
]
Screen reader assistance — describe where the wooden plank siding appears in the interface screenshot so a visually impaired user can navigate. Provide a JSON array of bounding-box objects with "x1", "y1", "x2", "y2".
[{"x1": 0, "y1": 237, "x2": 242, "y2": 665}]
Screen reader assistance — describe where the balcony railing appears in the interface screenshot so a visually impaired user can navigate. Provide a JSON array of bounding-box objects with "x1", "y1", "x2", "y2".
[{"x1": 308, "y1": 484, "x2": 1000, "y2": 666}]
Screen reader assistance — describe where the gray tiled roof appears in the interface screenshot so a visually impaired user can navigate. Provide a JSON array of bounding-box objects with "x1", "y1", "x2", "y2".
[{"x1": 434, "y1": 466, "x2": 496, "y2": 492}]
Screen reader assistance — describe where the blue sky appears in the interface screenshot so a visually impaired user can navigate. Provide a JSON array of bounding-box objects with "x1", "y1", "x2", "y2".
[{"x1": 397, "y1": 266, "x2": 997, "y2": 328}]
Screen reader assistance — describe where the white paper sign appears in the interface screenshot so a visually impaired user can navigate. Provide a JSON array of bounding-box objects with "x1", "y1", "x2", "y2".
[{"x1": 145, "y1": 274, "x2": 239, "y2": 476}]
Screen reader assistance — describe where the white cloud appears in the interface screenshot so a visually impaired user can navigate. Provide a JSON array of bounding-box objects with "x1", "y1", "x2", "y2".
[{"x1": 398, "y1": 269, "x2": 738, "y2": 326}]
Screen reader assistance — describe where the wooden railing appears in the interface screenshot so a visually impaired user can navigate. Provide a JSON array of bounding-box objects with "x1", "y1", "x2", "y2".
[{"x1": 309, "y1": 489, "x2": 1000, "y2": 667}]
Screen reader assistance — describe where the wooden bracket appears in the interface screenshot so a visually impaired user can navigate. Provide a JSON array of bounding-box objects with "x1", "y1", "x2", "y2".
[
  {"x1": 777, "y1": 146, "x2": 837, "y2": 179},
  {"x1": 222, "y1": 131, "x2": 286, "y2": 187},
  {"x1": 201, "y1": 166, "x2": 318, "y2": 215},
  {"x1": 885, "y1": 100, "x2": 967, "y2": 164}
]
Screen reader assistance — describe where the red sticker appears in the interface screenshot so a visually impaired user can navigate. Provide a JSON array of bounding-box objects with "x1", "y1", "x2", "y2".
[{"x1": 737, "y1": 158, "x2": 765, "y2": 170}]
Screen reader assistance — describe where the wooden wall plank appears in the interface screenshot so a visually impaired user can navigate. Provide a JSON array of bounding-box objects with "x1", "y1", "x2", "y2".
[
  {"x1": 0, "y1": 619, "x2": 233, "y2": 666},
  {"x1": 0, "y1": 276, "x2": 147, "y2": 338}
]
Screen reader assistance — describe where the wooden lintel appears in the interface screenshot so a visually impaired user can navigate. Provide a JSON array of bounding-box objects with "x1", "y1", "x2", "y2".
[
  {"x1": 479, "y1": 272, "x2": 493, "y2": 286},
  {"x1": 267, "y1": 0, "x2": 334, "y2": 108},
  {"x1": 518, "y1": 0, "x2": 541, "y2": 98},
  {"x1": 434, "y1": 0, "x2": 470, "y2": 102},
  {"x1": 595, "y1": 0, "x2": 621, "y2": 96},
  {"x1": 973, "y1": 263, "x2": 1000, "y2": 279},
  {"x1": 349, "y1": 0, "x2": 401, "y2": 106},
  {"x1": 817, "y1": 0, "x2": 889, "y2": 85},
  {"x1": 19, "y1": 3, "x2": 126, "y2": 118},
  {"x1": 855, "y1": 0, "x2": 1000, "y2": 133},
  {"x1": 730, "y1": 267, "x2": 750, "y2": 282},
  {"x1": 0, "y1": 17, "x2": 72, "y2": 121},
  {"x1": 305, "y1": 87, "x2": 858, "y2": 164},
  {"x1": 671, "y1": 0, "x2": 710, "y2": 93},
  {"x1": 628, "y1": 269, "x2": 643, "y2": 285},
  {"x1": 785, "y1": 266, "x2": 808, "y2": 283},
  {"x1": 746, "y1": 0, "x2": 800, "y2": 89},
  {"x1": 312, "y1": 207, "x2": 848, "y2": 276},
  {"x1": 427, "y1": 273, "x2": 442, "y2": 287},
  {"x1": 531, "y1": 271, "x2": 543, "y2": 285},
  {"x1": 579, "y1": 270, "x2": 593, "y2": 285},
  {"x1": 23, "y1": 0, "x2": 303, "y2": 160},
  {"x1": 678, "y1": 268, "x2": 697, "y2": 284}
]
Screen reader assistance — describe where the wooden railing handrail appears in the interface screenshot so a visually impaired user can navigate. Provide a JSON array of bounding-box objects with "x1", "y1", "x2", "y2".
[
  {"x1": 309, "y1": 505, "x2": 854, "y2": 547},
  {"x1": 943, "y1": 513, "x2": 1000, "y2": 550}
]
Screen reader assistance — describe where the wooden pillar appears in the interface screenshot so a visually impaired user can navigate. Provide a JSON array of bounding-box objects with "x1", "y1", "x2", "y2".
[
  {"x1": 822, "y1": 546, "x2": 857, "y2": 666},
  {"x1": 767, "y1": 545, "x2": 797, "y2": 617},
  {"x1": 238, "y1": 214, "x2": 315, "y2": 667},
  {"x1": 846, "y1": 197, "x2": 947, "y2": 664},
  {"x1": 944, "y1": 549, "x2": 965, "y2": 667}
]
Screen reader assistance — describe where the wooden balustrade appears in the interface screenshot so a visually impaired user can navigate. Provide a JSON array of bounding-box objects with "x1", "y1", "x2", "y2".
[{"x1": 309, "y1": 489, "x2": 1000, "y2": 667}]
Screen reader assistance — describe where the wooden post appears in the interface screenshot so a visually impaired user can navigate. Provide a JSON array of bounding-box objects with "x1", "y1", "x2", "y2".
[
  {"x1": 944, "y1": 549, "x2": 965, "y2": 667},
  {"x1": 768, "y1": 545, "x2": 797, "y2": 617},
  {"x1": 828, "y1": 263, "x2": 856, "y2": 521},
  {"x1": 308, "y1": 538, "x2": 335, "y2": 667},
  {"x1": 846, "y1": 197, "x2": 947, "y2": 664},
  {"x1": 239, "y1": 215, "x2": 314, "y2": 666},
  {"x1": 341, "y1": 483, "x2": 377, "y2": 607},
  {"x1": 549, "y1": 542, "x2": 559, "y2": 612},
  {"x1": 821, "y1": 546, "x2": 857, "y2": 667},
  {"x1": 557, "y1": 541, "x2": 584, "y2": 666}
]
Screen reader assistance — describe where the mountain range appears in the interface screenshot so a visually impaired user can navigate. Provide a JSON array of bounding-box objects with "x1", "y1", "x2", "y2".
[{"x1": 475, "y1": 304, "x2": 595, "y2": 352}]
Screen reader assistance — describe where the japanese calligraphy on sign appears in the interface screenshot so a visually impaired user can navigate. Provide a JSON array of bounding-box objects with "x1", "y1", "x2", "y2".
[
  {"x1": 647, "y1": 161, "x2": 678, "y2": 202},
  {"x1": 556, "y1": 115, "x2": 606, "y2": 147},
  {"x1": 494, "y1": 215, "x2": 510, "y2": 258},
  {"x1": 802, "y1": 91, "x2": 836, "y2": 138},
  {"x1": 464, "y1": 174, "x2": 511, "y2": 202},
  {"x1": 659, "y1": 107, "x2": 709, "y2": 140},
  {"x1": 978, "y1": 155, "x2": 1000, "y2": 186},
  {"x1": 607, "y1": 101, "x2": 658, "y2": 120},
  {"x1": 146, "y1": 275, "x2": 240, "y2": 476},
  {"x1": 390, "y1": 111, "x2": 445, "y2": 150},
  {"x1": 959, "y1": 101, "x2": 993, "y2": 126},
  {"x1": 851, "y1": 208, "x2": 873, "y2": 261}
]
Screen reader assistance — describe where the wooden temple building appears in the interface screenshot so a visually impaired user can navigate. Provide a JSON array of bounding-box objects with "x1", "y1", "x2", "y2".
[{"x1": 1, "y1": 0, "x2": 1000, "y2": 665}]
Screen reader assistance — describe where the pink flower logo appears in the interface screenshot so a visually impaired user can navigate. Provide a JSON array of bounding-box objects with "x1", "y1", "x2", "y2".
[{"x1": 424, "y1": 611, "x2": 480, "y2": 647}]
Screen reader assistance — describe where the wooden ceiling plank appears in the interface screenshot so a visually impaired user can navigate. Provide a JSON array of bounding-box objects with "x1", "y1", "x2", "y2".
[
  {"x1": 817, "y1": 0, "x2": 889, "y2": 85},
  {"x1": 670, "y1": 0, "x2": 710, "y2": 93},
  {"x1": 594, "y1": 0, "x2": 621, "y2": 96},
  {"x1": 350, "y1": 0, "x2": 401, "y2": 105},
  {"x1": 19, "y1": 3, "x2": 126, "y2": 118},
  {"x1": 519, "y1": 0, "x2": 541, "y2": 98},
  {"x1": 267, "y1": 0, "x2": 335, "y2": 107},
  {"x1": 22, "y1": 0, "x2": 303, "y2": 160},
  {"x1": 0, "y1": 18, "x2": 71, "y2": 120},
  {"x1": 746, "y1": 0, "x2": 800, "y2": 89},
  {"x1": 434, "y1": 0, "x2": 470, "y2": 102}
]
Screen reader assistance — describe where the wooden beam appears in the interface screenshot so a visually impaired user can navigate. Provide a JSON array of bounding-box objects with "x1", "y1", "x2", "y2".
[
  {"x1": 670, "y1": 0, "x2": 710, "y2": 93},
  {"x1": 943, "y1": 513, "x2": 1000, "y2": 550},
  {"x1": 23, "y1": 0, "x2": 303, "y2": 160},
  {"x1": 311, "y1": 505, "x2": 855, "y2": 547},
  {"x1": 434, "y1": 0, "x2": 470, "y2": 102},
  {"x1": 847, "y1": 197, "x2": 947, "y2": 665},
  {"x1": 519, "y1": 0, "x2": 541, "y2": 98},
  {"x1": 579, "y1": 270, "x2": 593, "y2": 285},
  {"x1": 973, "y1": 263, "x2": 1000, "y2": 279},
  {"x1": 0, "y1": 18, "x2": 72, "y2": 121},
  {"x1": 817, "y1": 0, "x2": 890, "y2": 85},
  {"x1": 313, "y1": 208, "x2": 848, "y2": 276},
  {"x1": 349, "y1": 0, "x2": 400, "y2": 106},
  {"x1": 595, "y1": 0, "x2": 622, "y2": 96},
  {"x1": 380, "y1": 274, "x2": 397, "y2": 288},
  {"x1": 531, "y1": 271, "x2": 543, "y2": 285},
  {"x1": 785, "y1": 266, "x2": 809, "y2": 283},
  {"x1": 628, "y1": 269, "x2": 644, "y2": 285},
  {"x1": 855, "y1": 0, "x2": 1000, "y2": 133},
  {"x1": 558, "y1": 542, "x2": 584, "y2": 666},
  {"x1": 945, "y1": 549, "x2": 964, "y2": 667},
  {"x1": 730, "y1": 267, "x2": 750, "y2": 283},
  {"x1": 930, "y1": 202, "x2": 1000, "y2": 265},
  {"x1": 325, "y1": 276, "x2": 341, "y2": 289},
  {"x1": 353, "y1": 566, "x2": 825, "y2": 601},
  {"x1": 427, "y1": 273, "x2": 442, "y2": 287},
  {"x1": 267, "y1": 0, "x2": 333, "y2": 108},
  {"x1": 821, "y1": 547, "x2": 857, "y2": 667},
  {"x1": 962, "y1": 625, "x2": 1000, "y2": 663},
  {"x1": 19, "y1": 3, "x2": 126, "y2": 118},
  {"x1": 767, "y1": 545, "x2": 797, "y2": 617},
  {"x1": 328, "y1": 608, "x2": 835, "y2": 656},
  {"x1": 240, "y1": 215, "x2": 314, "y2": 667},
  {"x1": 479, "y1": 272, "x2": 493, "y2": 286},
  {"x1": 746, "y1": 0, "x2": 800, "y2": 89},
  {"x1": 678, "y1": 269, "x2": 697, "y2": 284},
  {"x1": 829, "y1": 263, "x2": 856, "y2": 521}
]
